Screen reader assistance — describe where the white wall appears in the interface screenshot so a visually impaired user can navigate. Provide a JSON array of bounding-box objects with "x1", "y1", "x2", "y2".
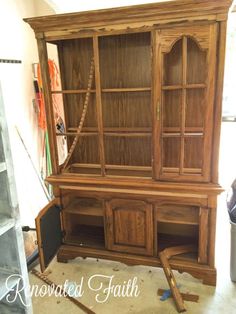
[
  {"x1": 46, "y1": 0, "x2": 168, "y2": 13},
  {"x1": 0, "y1": 0, "x2": 55, "y2": 227}
]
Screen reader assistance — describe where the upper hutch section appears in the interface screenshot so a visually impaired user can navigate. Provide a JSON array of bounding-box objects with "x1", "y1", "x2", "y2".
[
  {"x1": 25, "y1": 0, "x2": 231, "y2": 40},
  {"x1": 24, "y1": 0, "x2": 232, "y2": 184}
]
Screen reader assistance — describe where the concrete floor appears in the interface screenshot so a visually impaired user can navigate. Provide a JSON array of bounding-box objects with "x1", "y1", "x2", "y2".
[{"x1": 29, "y1": 122, "x2": 236, "y2": 313}]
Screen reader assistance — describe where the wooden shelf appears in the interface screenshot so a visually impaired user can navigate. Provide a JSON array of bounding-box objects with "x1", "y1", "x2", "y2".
[
  {"x1": 57, "y1": 129, "x2": 152, "y2": 137},
  {"x1": 162, "y1": 83, "x2": 206, "y2": 90},
  {"x1": 102, "y1": 87, "x2": 151, "y2": 92},
  {"x1": 162, "y1": 132, "x2": 203, "y2": 137},
  {"x1": 0, "y1": 215, "x2": 15, "y2": 237},
  {"x1": 65, "y1": 225, "x2": 105, "y2": 249},
  {"x1": 68, "y1": 127, "x2": 152, "y2": 132},
  {"x1": 51, "y1": 89, "x2": 96, "y2": 94},
  {"x1": 163, "y1": 127, "x2": 203, "y2": 133},
  {"x1": 64, "y1": 199, "x2": 103, "y2": 216},
  {"x1": 157, "y1": 218, "x2": 198, "y2": 226},
  {"x1": 70, "y1": 163, "x2": 101, "y2": 169},
  {"x1": 70, "y1": 163, "x2": 152, "y2": 172},
  {"x1": 162, "y1": 167, "x2": 202, "y2": 174},
  {"x1": 51, "y1": 87, "x2": 151, "y2": 94},
  {"x1": 56, "y1": 132, "x2": 98, "y2": 137},
  {"x1": 104, "y1": 132, "x2": 151, "y2": 137}
]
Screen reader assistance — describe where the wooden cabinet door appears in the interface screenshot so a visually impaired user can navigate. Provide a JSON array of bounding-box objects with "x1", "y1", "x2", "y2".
[
  {"x1": 105, "y1": 199, "x2": 153, "y2": 256},
  {"x1": 153, "y1": 24, "x2": 217, "y2": 182}
]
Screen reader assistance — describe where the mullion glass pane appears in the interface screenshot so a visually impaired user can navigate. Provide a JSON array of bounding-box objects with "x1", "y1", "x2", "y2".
[
  {"x1": 185, "y1": 89, "x2": 205, "y2": 128},
  {"x1": 187, "y1": 38, "x2": 206, "y2": 84},
  {"x1": 163, "y1": 39, "x2": 183, "y2": 85},
  {"x1": 162, "y1": 137, "x2": 181, "y2": 168},
  {"x1": 184, "y1": 137, "x2": 203, "y2": 169},
  {"x1": 163, "y1": 90, "x2": 182, "y2": 128}
]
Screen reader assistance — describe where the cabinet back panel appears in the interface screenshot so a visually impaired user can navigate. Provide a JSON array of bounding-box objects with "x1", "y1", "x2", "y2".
[
  {"x1": 99, "y1": 32, "x2": 151, "y2": 88},
  {"x1": 64, "y1": 94, "x2": 97, "y2": 129},
  {"x1": 69, "y1": 135, "x2": 99, "y2": 164},
  {"x1": 58, "y1": 38, "x2": 94, "y2": 90},
  {"x1": 104, "y1": 136, "x2": 151, "y2": 166},
  {"x1": 102, "y1": 91, "x2": 151, "y2": 128}
]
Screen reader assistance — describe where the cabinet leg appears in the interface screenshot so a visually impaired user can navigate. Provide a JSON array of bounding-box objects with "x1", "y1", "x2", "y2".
[
  {"x1": 186, "y1": 269, "x2": 217, "y2": 286},
  {"x1": 202, "y1": 272, "x2": 217, "y2": 286}
]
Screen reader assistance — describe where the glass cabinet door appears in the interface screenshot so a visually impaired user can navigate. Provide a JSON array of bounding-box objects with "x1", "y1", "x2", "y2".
[{"x1": 153, "y1": 24, "x2": 217, "y2": 182}]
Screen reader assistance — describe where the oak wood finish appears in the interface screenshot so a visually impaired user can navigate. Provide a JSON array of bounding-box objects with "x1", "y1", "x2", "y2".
[
  {"x1": 25, "y1": 0, "x2": 232, "y2": 289},
  {"x1": 159, "y1": 250, "x2": 186, "y2": 312},
  {"x1": 106, "y1": 199, "x2": 153, "y2": 256},
  {"x1": 159, "y1": 245, "x2": 197, "y2": 312}
]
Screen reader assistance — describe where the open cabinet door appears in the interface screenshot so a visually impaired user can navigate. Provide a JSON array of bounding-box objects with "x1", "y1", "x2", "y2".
[{"x1": 35, "y1": 199, "x2": 62, "y2": 272}]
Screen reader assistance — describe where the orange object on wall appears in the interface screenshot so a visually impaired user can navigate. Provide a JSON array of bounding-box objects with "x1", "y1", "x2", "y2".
[{"x1": 36, "y1": 59, "x2": 60, "y2": 130}]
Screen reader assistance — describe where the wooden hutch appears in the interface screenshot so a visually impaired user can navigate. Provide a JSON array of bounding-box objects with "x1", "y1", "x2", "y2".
[{"x1": 25, "y1": 0, "x2": 232, "y2": 285}]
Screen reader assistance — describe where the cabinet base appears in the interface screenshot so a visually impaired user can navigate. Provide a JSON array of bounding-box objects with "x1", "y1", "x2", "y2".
[{"x1": 57, "y1": 244, "x2": 216, "y2": 286}]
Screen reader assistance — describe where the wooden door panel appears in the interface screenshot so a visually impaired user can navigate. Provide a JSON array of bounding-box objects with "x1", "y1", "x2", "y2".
[
  {"x1": 153, "y1": 23, "x2": 217, "y2": 182},
  {"x1": 114, "y1": 208, "x2": 146, "y2": 247},
  {"x1": 105, "y1": 199, "x2": 153, "y2": 256}
]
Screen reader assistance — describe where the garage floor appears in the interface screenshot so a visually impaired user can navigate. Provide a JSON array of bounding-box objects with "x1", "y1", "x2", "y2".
[{"x1": 29, "y1": 122, "x2": 236, "y2": 313}]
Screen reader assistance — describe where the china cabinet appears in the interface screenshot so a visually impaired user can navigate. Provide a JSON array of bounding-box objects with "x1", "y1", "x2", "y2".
[{"x1": 25, "y1": 0, "x2": 232, "y2": 285}]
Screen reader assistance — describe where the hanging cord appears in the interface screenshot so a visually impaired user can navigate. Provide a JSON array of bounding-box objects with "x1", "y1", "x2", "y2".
[{"x1": 62, "y1": 57, "x2": 95, "y2": 171}]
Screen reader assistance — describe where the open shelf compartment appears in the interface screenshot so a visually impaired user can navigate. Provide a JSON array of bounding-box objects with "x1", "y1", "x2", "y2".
[
  {"x1": 62, "y1": 195, "x2": 105, "y2": 249},
  {"x1": 155, "y1": 204, "x2": 200, "y2": 262}
]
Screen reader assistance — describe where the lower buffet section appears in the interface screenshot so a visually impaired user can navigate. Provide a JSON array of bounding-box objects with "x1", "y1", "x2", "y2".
[
  {"x1": 56, "y1": 190, "x2": 216, "y2": 286},
  {"x1": 56, "y1": 245, "x2": 217, "y2": 286}
]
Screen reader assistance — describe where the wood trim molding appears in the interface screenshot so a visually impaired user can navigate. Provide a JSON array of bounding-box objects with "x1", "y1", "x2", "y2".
[{"x1": 24, "y1": 0, "x2": 232, "y2": 34}]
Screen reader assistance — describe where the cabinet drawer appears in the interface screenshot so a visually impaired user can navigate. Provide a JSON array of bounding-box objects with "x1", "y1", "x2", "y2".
[
  {"x1": 105, "y1": 199, "x2": 153, "y2": 256},
  {"x1": 156, "y1": 205, "x2": 199, "y2": 225}
]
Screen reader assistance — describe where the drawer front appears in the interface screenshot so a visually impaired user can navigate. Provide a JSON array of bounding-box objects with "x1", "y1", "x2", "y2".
[{"x1": 105, "y1": 199, "x2": 153, "y2": 256}]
